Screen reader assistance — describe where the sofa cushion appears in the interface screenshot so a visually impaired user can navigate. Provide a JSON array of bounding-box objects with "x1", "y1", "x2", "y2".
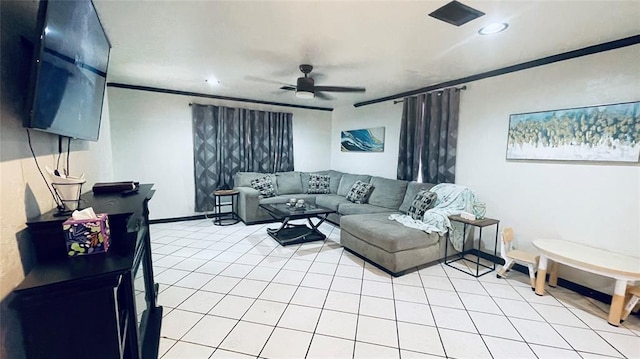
[
  {"x1": 315, "y1": 194, "x2": 351, "y2": 211},
  {"x1": 346, "y1": 180, "x2": 373, "y2": 204},
  {"x1": 368, "y1": 177, "x2": 408, "y2": 210},
  {"x1": 340, "y1": 213, "x2": 440, "y2": 253},
  {"x1": 234, "y1": 172, "x2": 276, "y2": 188},
  {"x1": 407, "y1": 190, "x2": 437, "y2": 220},
  {"x1": 259, "y1": 194, "x2": 316, "y2": 205},
  {"x1": 250, "y1": 176, "x2": 276, "y2": 198},
  {"x1": 307, "y1": 174, "x2": 331, "y2": 194},
  {"x1": 258, "y1": 196, "x2": 289, "y2": 205},
  {"x1": 338, "y1": 203, "x2": 399, "y2": 216},
  {"x1": 315, "y1": 170, "x2": 345, "y2": 194},
  {"x1": 300, "y1": 172, "x2": 311, "y2": 193},
  {"x1": 276, "y1": 171, "x2": 303, "y2": 195},
  {"x1": 337, "y1": 173, "x2": 372, "y2": 196},
  {"x1": 399, "y1": 181, "x2": 436, "y2": 213}
]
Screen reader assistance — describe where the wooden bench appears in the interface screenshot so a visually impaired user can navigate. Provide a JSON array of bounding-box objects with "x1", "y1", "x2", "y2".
[{"x1": 533, "y1": 239, "x2": 640, "y2": 326}]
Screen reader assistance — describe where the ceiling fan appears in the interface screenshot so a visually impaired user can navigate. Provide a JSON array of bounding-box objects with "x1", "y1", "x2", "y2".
[{"x1": 278, "y1": 64, "x2": 366, "y2": 100}]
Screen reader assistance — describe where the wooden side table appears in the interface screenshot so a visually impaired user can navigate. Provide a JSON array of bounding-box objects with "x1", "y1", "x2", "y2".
[
  {"x1": 213, "y1": 189, "x2": 240, "y2": 226},
  {"x1": 445, "y1": 215, "x2": 500, "y2": 277}
]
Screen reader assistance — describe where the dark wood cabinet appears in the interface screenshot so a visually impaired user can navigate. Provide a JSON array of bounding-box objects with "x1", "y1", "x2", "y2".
[{"x1": 14, "y1": 184, "x2": 162, "y2": 359}]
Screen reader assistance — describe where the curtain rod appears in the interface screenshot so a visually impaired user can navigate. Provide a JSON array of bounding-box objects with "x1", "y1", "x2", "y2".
[{"x1": 392, "y1": 85, "x2": 467, "y2": 104}]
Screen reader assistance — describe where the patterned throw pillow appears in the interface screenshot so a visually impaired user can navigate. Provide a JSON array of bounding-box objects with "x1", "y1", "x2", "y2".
[
  {"x1": 346, "y1": 180, "x2": 374, "y2": 204},
  {"x1": 250, "y1": 176, "x2": 275, "y2": 198},
  {"x1": 307, "y1": 174, "x2": 331, "y2": 194},
  {"x1": 407, "y1": 189, "x2": 438, "y2": 220}
]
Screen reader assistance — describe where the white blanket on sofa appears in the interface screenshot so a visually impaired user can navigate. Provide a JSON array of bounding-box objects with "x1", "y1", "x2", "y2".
[{"x1": 389, "y1": 183, "x2": 477, "y2": 251}]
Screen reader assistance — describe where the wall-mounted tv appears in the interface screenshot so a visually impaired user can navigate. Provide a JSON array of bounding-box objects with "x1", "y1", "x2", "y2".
[{"x1": 24, "y1": 0, "x2": 111, "y2": 141}]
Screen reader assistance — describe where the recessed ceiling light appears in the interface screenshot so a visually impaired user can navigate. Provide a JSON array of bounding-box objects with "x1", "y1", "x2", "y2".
[
  {"x1": 478, "y1": 22, "x2": 508, "y2": 35},
  {"x1": 205, "y1": 77, "x2": 221, "y2": 86}
]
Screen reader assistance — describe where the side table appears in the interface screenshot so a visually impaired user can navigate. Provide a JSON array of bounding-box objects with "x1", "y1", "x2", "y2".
[
  {"x1": 445, "y1": 215, "x2": 500, "y2": 277},
  {"x1": 212, "y1": 189, "x2": 240, "y2": 226}
]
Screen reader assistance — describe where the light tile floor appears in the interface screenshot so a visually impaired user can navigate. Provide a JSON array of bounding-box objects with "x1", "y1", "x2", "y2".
[{"x1": 147, "y1": 219, "x2": 640, "y2": 359}]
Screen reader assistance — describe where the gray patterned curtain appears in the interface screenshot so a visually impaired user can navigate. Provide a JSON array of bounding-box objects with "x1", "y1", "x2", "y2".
[
  {"x1": 397, "y1": 88, "x2": 460, "y2": 184},
  {"x1": 192, "y1": 104, "x2": 294, "y2": 212}
]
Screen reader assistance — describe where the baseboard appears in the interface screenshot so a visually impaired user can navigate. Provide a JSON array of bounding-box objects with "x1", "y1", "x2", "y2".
[{"x1": 149, "y1": 215, "x2": 206, "y2": 224}]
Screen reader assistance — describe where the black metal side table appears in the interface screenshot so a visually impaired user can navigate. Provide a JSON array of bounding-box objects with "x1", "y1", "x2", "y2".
[
  {"x1": 212, "y1": 189, "x2": 240, "y2": 226},
  {"x1": 445, "y1": 215, "x2": 500, "y2": 277}
]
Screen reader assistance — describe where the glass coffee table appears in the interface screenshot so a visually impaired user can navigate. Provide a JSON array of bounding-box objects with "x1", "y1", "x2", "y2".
[{"x1": 259, "y1": 203, "x2": 336, "y2": 246}]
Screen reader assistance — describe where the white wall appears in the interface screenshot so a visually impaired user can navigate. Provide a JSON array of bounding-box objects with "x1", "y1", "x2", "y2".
[
  {"x1": 456, "y1": 45, "x2": 640, "y2": 292},
  {"x1": 1, "y1": 2, "x2": 114, "y2": 356},
  {"x1": 331, "y1": 101, "x2": 402, "y2": 178},
  {"x1": 330, "y1": 45, "x2": 640, "y2": 292},
  {"x1": 107, "y1": 87, "x2": 332, "y2": 220}
]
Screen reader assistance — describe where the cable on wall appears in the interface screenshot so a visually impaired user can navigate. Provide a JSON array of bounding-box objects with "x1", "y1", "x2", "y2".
[
  {"x1": 66, "y1": 137, "x2": 71, "y2": 176},
  {"x1": 26, "y1": 129, "x2": 64, "y2": 210}
]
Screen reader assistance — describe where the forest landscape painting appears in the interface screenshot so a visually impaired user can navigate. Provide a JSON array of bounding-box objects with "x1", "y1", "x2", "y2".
[
  {"x1": 506, "y1": 101, "x2": 640, "y2": 162},
  {"x1": 341, "y1": 127, "x2": 385, "y2": 152}
]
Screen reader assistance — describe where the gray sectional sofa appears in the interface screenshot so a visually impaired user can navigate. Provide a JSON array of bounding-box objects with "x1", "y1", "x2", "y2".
[{"x1": 232, "y1": 170, "x2": 455, "y2": 275}]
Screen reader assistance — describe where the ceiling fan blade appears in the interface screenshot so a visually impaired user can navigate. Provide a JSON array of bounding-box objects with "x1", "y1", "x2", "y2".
[
  {"x1": 245, "y1": 75, "x2": 292, "y2": 87},
  {"x1": 314, "y1": 86, "x2": 365, "y2": 93},
  {"x1": 280, "y1": 85, "x2": 296, "y2": 91},
  {"x1": 314, "y1": 91, "x2": 334, "y2": 100}
]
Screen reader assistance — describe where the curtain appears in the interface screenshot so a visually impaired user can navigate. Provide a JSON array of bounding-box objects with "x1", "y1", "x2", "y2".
[
  {"x1": 397, "y1": 88, "x2": 460, "y2": 184},
  {"x1": 192, "y1": 104, "x2": 294, "y2": 212}
]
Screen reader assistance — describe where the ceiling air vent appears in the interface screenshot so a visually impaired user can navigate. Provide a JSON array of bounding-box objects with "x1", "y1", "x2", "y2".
[{"x1": 429, "y1": 1, "x2": 485, "y2": 27}]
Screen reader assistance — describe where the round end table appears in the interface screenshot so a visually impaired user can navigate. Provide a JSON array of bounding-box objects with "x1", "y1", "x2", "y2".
[{"x1": 212, "y1": 189, "x2": 240, "y2": 226}]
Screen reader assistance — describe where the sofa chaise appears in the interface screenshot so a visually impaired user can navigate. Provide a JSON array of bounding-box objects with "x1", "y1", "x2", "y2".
[{"x1": 232, "y1": 170, "x2": 457, "y2": 275}]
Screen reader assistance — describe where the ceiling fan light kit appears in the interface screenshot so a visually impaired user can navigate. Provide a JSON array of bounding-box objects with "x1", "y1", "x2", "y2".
[
  {"x1": 265, "y1": 64, "x2": 366, "y2": 101},
  {"x1": 296, "y1": 73, "x2": 315, "y2": 99},
  {"x1": 295, "y1": 90, "x2": 314, "y2": 99}
]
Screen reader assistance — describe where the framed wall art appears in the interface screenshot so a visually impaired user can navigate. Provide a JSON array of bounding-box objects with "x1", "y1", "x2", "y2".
[
  {"x1": 506, "y1": 101, "x2": 639, "y2": 162},
  {"x1": 341, "y1": 127, "x2": 385, "y2": 152}
]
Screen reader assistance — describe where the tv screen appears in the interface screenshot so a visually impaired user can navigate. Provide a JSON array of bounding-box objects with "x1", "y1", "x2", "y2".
[{"x1": 25, "y1": 0, "x2": 110, "y2": 141}]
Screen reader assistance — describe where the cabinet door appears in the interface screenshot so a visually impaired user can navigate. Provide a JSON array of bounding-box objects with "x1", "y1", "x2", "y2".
[{"x1": 20, "y1": 280, "x2": 123, "y2": 359}]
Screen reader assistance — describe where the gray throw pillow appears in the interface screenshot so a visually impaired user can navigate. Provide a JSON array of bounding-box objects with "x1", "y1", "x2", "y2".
[
  {"x1": 407, "y1": 189, "x2": 437, "y2": 220},
  {"x1": 307, "y1": 174, "x2": 330, "y2": 194},
  {"x1": 345, "y1": 180, "x2": 374, "y2": 204},
  {"x1": 250, "y1": 176, "x2": 275, "y2": 198}
]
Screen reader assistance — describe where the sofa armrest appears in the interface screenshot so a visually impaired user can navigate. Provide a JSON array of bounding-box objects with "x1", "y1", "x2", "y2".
[{"x1": 234, "y1": 186, "x2": 262, "y2": 223}]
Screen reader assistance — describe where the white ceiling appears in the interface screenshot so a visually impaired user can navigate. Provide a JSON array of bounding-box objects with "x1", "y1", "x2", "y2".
[{"x1": 93, "y1": 0, "x2": 640, "y2": 109}]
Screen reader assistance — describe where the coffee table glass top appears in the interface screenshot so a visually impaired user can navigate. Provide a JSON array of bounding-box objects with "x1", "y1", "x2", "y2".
[{"x1": 259, "y1": 203, "x2": 335, "y2": 219}]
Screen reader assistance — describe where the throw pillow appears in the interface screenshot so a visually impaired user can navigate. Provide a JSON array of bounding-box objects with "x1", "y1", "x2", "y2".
[
  {"x1": 346, "y1": 180, "x2": 374, "y2": 204},
  {"x1": 250, "y1": 175, "x2": 275, "y2": 198},
  {"x1": 307, "y1": 174, "x2": 331, "y2": 194},
  {"x1": 407, "y1": 189, "x2": 438, "y2": 220}
]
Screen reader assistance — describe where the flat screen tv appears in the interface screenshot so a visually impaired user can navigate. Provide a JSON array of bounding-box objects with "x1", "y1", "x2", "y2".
[{"x1": 24, "y1": 0, "x2": 111, "y2": 141}]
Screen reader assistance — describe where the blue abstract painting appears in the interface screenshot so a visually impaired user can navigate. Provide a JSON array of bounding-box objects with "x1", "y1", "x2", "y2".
[{"x1": 341, "y1": 127, "x2": 385, "y2": 152}]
